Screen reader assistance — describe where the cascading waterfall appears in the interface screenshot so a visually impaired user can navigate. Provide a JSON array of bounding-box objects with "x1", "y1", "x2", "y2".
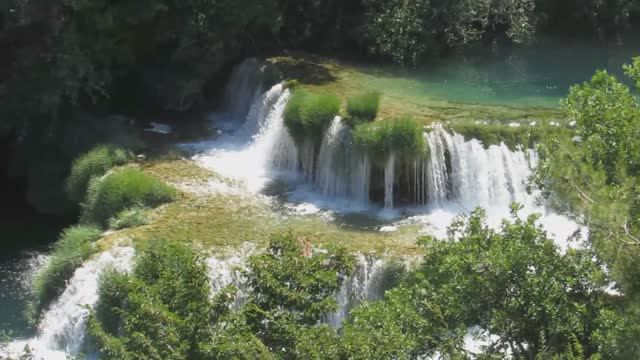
[
  {"x1": 196, "y1": 60, "x2": 544, "y2": 213},
  {"x1": 384, "y1": 153, "x2": 396, "y2": 209},
  {"x1": 424, "y1": 130, "x2": 449, "y2": 205},
  {"x1": 222, "y1": 58, "x2": 262, "y2": 119},
  {"x1": 328, "y1": 255, "x2": 386, "y2": 328},
  {"x1": 1, "y1": 247, "x2": 135, "y2": 360},
  {"x1": 420, "y1": 125, "x2": 534, "y2": 210},
  {"x1": 196, "y1": 83, "x2": 297, "y2": 192},
  {"x1": 313, "y1": 117, "x2": 371, "y2": 206}
]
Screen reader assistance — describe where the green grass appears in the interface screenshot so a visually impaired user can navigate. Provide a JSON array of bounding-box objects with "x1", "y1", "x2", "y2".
[
  {"x1": 33, "y1": 225, "x2": 102, "y2": 314},
  {"x1": 353, "y1": 118, "x2": 426, "y2": 161},
  {"x1": 346, "y1": 91, "x2": 380, "y2": 124},
  {"x1": 109, "y1": 206, "x2": 152, "y2": 230},
  {"x1": 284, "y1": 89, "x2": 340, "y2": 143},
  {"x1": 66, "y1": 145, "x2": 131, "y2": 204},
  {"x1": 82, "y1": 167, "x2": 176, "y2": 228}
]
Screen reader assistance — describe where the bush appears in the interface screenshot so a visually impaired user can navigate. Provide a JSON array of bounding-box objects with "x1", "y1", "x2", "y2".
[
  {"x1": 89, "y1": 240, "x2": 218, "y2": 359},
  {"x1": 353, "y1": 118, "x2": 426, "y2": 160},
  {"x1": 346, "y1": 91, "x2": 380, "y2": 124},
  {"x1": 82, "y1": 168, "x2": 176, "y2": 228},
  {"x1": 284, "y1": 89, "x2": 340, "y2": 143},
  {"x1": 94, "y1": 269, "x2": 131, "y2": 335},
  {"x1": 109, "y1": 206, "x2": 151, "y2": 230},
  {"x1": 65, "y1": 145, "x2": 131, "y2": 204},
  {"x1": 33, "y1": 225, "x2": 102, "y2": 313}
]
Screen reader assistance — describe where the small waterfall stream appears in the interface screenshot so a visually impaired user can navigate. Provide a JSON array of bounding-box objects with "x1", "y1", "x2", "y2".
[{"x1": 2, "y1": 247, "x2": 135, "y2": 360}]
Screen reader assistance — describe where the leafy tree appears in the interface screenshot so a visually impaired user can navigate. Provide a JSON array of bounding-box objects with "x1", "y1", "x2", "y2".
[
  {"x1": 242, "y1": 232, "x2": 356, "y2": 358},
  {"x1": 535, "y1": 58, "x2": 640, "y2": 298}
]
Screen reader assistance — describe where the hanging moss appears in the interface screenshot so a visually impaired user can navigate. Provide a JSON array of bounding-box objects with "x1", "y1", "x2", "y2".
[
  {"x1": 284, "y1": 89, "x2": 340, "y2": 144},
  {"x1": 345, "y1": 91, "x2": 381, "y2": 125},
  {"x1": 353, "y1": 118, "x2": 426, "y2": 160}
]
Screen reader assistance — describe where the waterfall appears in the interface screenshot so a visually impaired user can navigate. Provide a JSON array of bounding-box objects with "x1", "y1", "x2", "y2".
[
  {"x1": 384, "y1": 153, "x2": 396, "y2": 209},
  {"x1": 196, "y1": 83, "x2": 297, "y2": 192},
  {"x1": 424, "y1": 130, "x2": 449, "y2": 205},
  {"x1": 422, "y1": 125, "x2": 533, "y2": 210},
  {"x1": 314, "y1": 117, "x2": 371, "y2": 206},
  {"x1": 1, "y1": 247, "x2": 135, "y2": 360},
  {"x1": 222, "y1": 58, "x2": 262, "y2": 119},
  {"x1": 328, "y1": 255, "x2": 386, "y2": 328}
]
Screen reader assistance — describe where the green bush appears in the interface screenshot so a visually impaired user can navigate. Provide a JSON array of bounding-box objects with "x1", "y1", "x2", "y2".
[
  {"x1": 284, "y1": 89, "x2": 340, "y2": 143},
  {"x1": 82, "y1": 168, "x2": 176, "y2": 228},
  {"x1": 109, "y1": 206, "x2": 151, "y2": 230},
  {"x1": 353, "y1": 118, "x2": 426, "y2": 160},
  {"x1": 94, "y1": 269, "x2": 131, "y2": 335},
  {"x1": 89, "y1": 240, "x2": 218, "y2": 359},
  {"x1": 346, "y1": 91, "x2": 380, "y2": 124},
  {"x1": 66, "y1": 145, "x2": 131, "y2": 204},
  {"x1": 33, "y1": 225, "x2": 102, "y2": 313}
]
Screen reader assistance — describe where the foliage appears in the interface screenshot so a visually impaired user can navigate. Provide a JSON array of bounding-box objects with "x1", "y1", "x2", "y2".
[
  {"x1": 535, "y1": 58, "x2": 640, "y2": 298},
  {"x1": 66, "y1": 145, "x2": 131, "y2": 204},
  {"x1": 411, "y1": 206, "x2": 612, "y2": 357},
  {"x1": 364, "y1": 0, "x2": 536, "y2": 64},
  {"x1": 242, "y1": 232, "x2": 356, "y2": 358},
  {"x1": 283, "y1": 89, "x2": 340, "y2": 143},
  {"x1": 89, "y1": 240, "x2": 224, "y2": 359},
  {"x1": 353, "y1": 118, "x2": 426, "y2": 160},
  {"x1": 33, "y1": 225, "x2": 102, "y2": 314},
  {"x1": 81, "y1": 167, "x2": 175, "y2": 228},
  {"x1": 108, "y1": 206, "x2": 151, "y2": 230},
  {"x1": 345, "y1": 91, "x2": 380, "y2": 124},
  {"x1": 340, "y1": 288, "x2": 427, "y2": 359},
  {"x1": 90, "y1": 234, "x2": 358, "y2": 360}
]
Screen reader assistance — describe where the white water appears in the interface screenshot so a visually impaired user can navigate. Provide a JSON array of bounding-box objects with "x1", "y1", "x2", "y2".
[
  {"x1": 190, "y1": 61, "x2": 583, "y2": 249},
  {"x1": 195, "y1": 83, "x2": 295, "y2": 192},
  {"x1": 1, "y1": 247, "x2": 135, "y2": 360},
  {"x1": 384, "y1": 153, "x2": 396, "y2": 209},
  {"x1": 328, "y1": 255, "x2": 386, "y2": 327},
  {"x1": 314, "y1": 117, "x2": 371, "y2": 207}
]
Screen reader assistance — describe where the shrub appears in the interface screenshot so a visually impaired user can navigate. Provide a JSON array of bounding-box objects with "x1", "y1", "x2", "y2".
[
  {"x1": 89, "y1": 240, "x2": 217, "y2": 359},
  {"x1": 109, "y1": 206, "x2": 151, "y2": 230},
  {"x1": 346, "y1": 91, "x2": 380, "y2": 124},
  {"x1": 82, "y1": 168, "x2": 176, "y2": 228},
  {"x1": 284, "y1": 89, "x2": 340, "y2": 143},
  {"x1": 353, "y1": 118, "x2": 426, "y2": 160},
  {"x1": 33, "y1": 225, "x2": 102, "y2": 313},
  {"x1": 94, "y1": 269, "x2": 131, "y2": 335},
  {"x1": 66, "y1": 145, "x2": 131, "y2": 204}
]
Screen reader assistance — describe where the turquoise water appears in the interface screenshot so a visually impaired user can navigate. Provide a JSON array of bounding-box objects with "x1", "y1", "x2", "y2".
[{"x1": 355, "y1": 41, "x2": 640, "y2": 109}]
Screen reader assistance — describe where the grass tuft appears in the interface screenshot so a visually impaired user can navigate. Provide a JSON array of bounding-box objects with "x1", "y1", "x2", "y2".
[
  {"x1": 82, "y1": 167, "x2": 176, "y2": 228},
  {"x1": 346, "y1": 91, "x2": 380, "y2": 124},
  {"x1": 66, "y1": 145, "x2": 131, "y2": 204},
  {"x1": 353, "y1": 118, "x2": 426, "y2": 160},
  {"x1": 109, "y1": 206, "x2": 152, "y2": 230},
  {"x1": 33, "y1": 225, "x2": 102, "y2": 314},
  {"x1": 284, "y1": 89, "x2": 340, "y2": 143}
]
